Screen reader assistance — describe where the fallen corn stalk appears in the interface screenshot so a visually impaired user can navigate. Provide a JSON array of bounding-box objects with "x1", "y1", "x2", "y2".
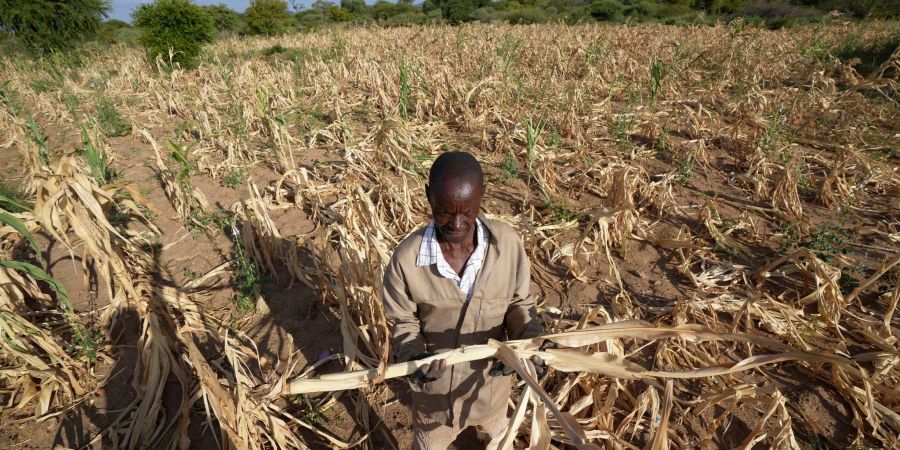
[{"x1": 286, "y1": 320, "x2": 850, "y2": 395}]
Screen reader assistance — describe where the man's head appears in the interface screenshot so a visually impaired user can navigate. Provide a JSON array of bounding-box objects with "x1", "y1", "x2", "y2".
[{"x1": 426, "y1": 151, "x2": 484, "y2": 245}]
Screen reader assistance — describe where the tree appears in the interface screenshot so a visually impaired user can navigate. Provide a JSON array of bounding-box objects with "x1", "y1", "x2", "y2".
[
  {"x1": 245, "y1": 0, "x2": 292, "y2": 35},
  {"x1": 328, "y1": 6, "x2": 354, "y2": 21},
  {"x1": 0, "y1": 0, "x2": 109, "y2": 54},
  {"x1": 133, "y1": 0, "x2": 215, "y2": 69},
  {"x1": 341, "y1": 0, "x2": 368, "y2": 14},
  {"x1": 589, "y1": 0, "x2": 625, "y2": 21},
  {"x1": 439, "y1": 0, "x2": 482, "y2": 24},
  {"x1": 203, "y1": 4, "x2": 241, "y2": 33}
]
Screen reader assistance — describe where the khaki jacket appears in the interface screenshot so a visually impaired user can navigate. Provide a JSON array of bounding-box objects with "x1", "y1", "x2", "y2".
[{"x1": 382, "y1": 215, "x2": 542, "y2": 428}]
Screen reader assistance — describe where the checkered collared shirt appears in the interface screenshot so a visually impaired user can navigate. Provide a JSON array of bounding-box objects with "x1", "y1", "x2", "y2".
[{"x1": 416, "y1": 218, "x2": 490, "y2": 301}]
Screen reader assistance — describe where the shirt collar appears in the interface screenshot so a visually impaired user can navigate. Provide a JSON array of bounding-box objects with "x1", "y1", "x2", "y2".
[{"x1": 416, "y1": 218, "x2": 487, "y2": 268}]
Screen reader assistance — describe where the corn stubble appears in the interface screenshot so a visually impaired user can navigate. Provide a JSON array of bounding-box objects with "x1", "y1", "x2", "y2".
[{"x1": 1, "y1": 20, "x2": 899, "y2": 450}]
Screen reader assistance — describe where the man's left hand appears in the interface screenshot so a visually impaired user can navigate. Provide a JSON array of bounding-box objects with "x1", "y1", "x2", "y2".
[{"x1": 490, "y1": 340, "x2": 556, "y2": 378}]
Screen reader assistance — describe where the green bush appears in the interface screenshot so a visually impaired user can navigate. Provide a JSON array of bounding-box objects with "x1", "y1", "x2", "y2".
[
  {"x1": 387, "y1": 11, "x2": 430, "y2": 26},
  {"x1": 442, "y1": 0, "x2": 478, "y2": 25},
  {"x1": 470, "y1": 6, "x2": 503, "y2": 22},
  {"x1": 504, "y1": 7, "x2": 550, "y2": 24},
  {"x1": 98, "y1": 19, "x2": 140, "y2": 45},
  {"x1": 133, "y1": 0, "x2": 215, "y2": 70},
  {"x1": 341, "y1": 0, "x2": 365, "y2": 12},
  {"x1": 244, "y1": 0, "x2": 293, "y2": 36},
  {"x1": 371, "y1": 0, "x2": 420, "y2": 21},
  {"x1": 709, "y1": 0, "x2": 745, "y2": 14},
  {"x1": 328, "y1": 6, "x2": 354, "y2": 22},
  {"x1": 0, "y1": 0, "x2": 109, "y2": 55},
  {"x1": 589, "y1": 0, "x2": 625, "y2": 21},
  {"x1": 810, "y1": 0, "x2": 900, "y2": 19},
  {"x1": 737, "y1": 1, "x2": 821, "y2": 29},
  {"x1": 295, "y1": 9, "x2": 329, "y2": 31},
  {"x1": 203, "y1": 4, "x2": 242, "y2": 33},
  {"x1": 833, "y1": 32, "x2": 900, "y2": 77},
  {"x1": 626, "y1": 1, "x2": 663, "y2": 20}
]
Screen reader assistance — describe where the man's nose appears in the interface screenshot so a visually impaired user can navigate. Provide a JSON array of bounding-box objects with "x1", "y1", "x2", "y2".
[{"x1": 451, "y1": 215, "x2": 464, "y2": 229}]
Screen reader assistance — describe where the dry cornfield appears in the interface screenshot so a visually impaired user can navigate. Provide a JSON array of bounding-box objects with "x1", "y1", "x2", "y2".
[{"x1": 0, "y1": 21, "x2": 898, "y2": 449}]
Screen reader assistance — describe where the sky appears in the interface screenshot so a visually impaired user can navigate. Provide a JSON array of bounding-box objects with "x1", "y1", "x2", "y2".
[{"x1": 108, "y1": 1, "x2": 314, "y2": 22}]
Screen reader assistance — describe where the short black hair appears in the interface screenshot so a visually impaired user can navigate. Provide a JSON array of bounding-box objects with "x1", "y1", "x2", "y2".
[{"x1": 428, "y1": 151, "x2": 484, "y2": 189}]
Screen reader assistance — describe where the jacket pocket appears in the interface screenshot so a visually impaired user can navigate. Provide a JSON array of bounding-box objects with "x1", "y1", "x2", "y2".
[{"x1": 478, "y1": 297, "x2": 508, "y2": 330}]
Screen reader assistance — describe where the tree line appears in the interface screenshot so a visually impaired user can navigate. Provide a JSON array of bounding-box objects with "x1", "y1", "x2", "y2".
[{"x1": 0, "y1": 0, "x2": 897, "y2": 66}]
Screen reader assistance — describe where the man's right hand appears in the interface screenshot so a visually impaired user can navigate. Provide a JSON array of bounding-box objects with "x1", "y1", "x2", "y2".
[{"x1": 410, "y1": 355, "x2": 446, "y2": 386}]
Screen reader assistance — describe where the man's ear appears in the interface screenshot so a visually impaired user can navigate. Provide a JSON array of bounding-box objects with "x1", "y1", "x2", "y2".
[{"x1": 425, "y1": 184, "x2": 432, "y2": 203}]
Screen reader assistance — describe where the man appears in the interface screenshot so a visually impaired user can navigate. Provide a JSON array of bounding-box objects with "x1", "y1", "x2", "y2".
[{"x1": 382, "y1": 151, "x2": 543, "y2": 449}]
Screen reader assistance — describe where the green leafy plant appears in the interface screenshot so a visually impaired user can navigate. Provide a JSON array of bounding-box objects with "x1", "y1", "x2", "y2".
[
  {"x1": 96, "y1": 99, "x2": 132, "y2": 137},
  {"x1": 133, "y1": 0, "x2": 216, "y2": 70},
  {"x1": 183, "y1": 268, "x2": 199, "y2": 281},
  {"x1": 649, "y1": 56, "x2": 663, "y2": 102},
  {"x1": 27, "y1": 116, "x2": 50, "y2": 166},
  {"x1": 0, "y1": 211, "x2": 92, "y2": 360},
  {"x1": 776, "y1": 223, "x2": 799, "y2": 254},
  {"x1": 589, "y1": 0, "x2": 625, "y2": 22},
  {"x1": 80, "y1": 124, "x2": 115, "y2": 186},
  {"x1": 222, "y1": 167, "x2": 246, "y2": 189},
  {"x1": 676, "y1": 154, "x2": 695, "y2": 186},
  {"x1": 805, "y1": 222, "x2": 852, "y2": 260},
  {"x1": 654, "y1": 127, "x2": 671, "y2": 158},
  {"x1": 0, "y1": 0, "x2": 108, "y2": 55},
  {"x1": 611, "y1": 112, "x2": 634, "y2": 153},
  {"x1": 230, "y1": 223, "x2": 262, "y2": 311},
  {"x1": 166, "y1": 139, "x2": 198, "y2": 180},
  {"x1": 525, "y1": 117, "x2": 545, "y2": 180},
  {"x1": 0, "y1": 180, "x2": 31, "y2": 213},
  {"x1": 203, "y1": 3, "x2": 241, "y2": 33},
  {"x1": 190, "y1": 207, "x2": 233, "y2": 233},
  {"x1": 500, "y1": 152, "x2": 518, "y2": 182},
  {"x1": 244, "y1": 0, "x2": 292, "y2": 36},
  {"x1": 399, "y1": 60, "x2": 411, "y2": 120},
  {"x1": 542, "y1": 196, "x2": 580, "y2": 223}
]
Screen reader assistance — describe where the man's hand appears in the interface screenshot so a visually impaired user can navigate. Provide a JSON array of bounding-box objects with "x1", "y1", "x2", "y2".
[
  {"x1": 410, "y1": 354, "x2": 446, "y2": 386},
  {"x1": 490, "y1": 340, "x2": 557, "y2": 378}
]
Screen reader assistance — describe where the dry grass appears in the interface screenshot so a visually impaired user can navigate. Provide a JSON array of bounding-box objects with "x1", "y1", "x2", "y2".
[{"x1": 0, "y1": 20, "x2": 898, "y2": 449}]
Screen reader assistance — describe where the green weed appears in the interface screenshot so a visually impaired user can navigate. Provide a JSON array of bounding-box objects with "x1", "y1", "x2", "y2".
[
  {"x1": 654, "y1": 128, "x2": 671, "y2": 158},
  {"x1": 27, "y1": 116, "x2": 50, "y2": 166},
  {"x1": 611, "y1": 112, "x2": 634, "y2": 153},
  {"x1": 542, "y1": 196, "x2": 581, "y2": 224},
  {"x1": 289, "y1": 393, "x2": 329, "y2": 426},
  {"x1": 0, "y1": 179, "x2": 31, "y2": 213},
  {"x1": 649, "y1": 56, "x2": 663, "y2": 102},
  {"x1": 0, "y1": 81, "x2": 23, "y2": 116},
  {"x1": 231, "y1": 233, "x2": 262, "y2": 311},
  {"x1": 80, "y1": 125, "x2": 115, "y2": 186},
  {"x1": 190, "y1": 207, "x2": 233, "y2": 233},
  {"x1": 29, "y1": 78, "x2": 60, "y2": 94},
  {"x1": 525, "y1": 117, "x2": 545, "y2": 181},
  {"x1": 328, "y1": 35, "x2": 346, "y2": 61},
  {"x1": 96, "y1": 99, "x2": 132, "y2": 137},
  {"x1": 71, "y1": 329, "x2": 103, "y2": 365},
  {"x1": 758, "y1": 107, "x2": 787, "y2": 156},
  {"x1": 222, "y1": 167, "x2": 246, "y2": 189},
  {"x1": 166, "y1": 139, "x2": 198, "y2": 180},
  {"x1": 500, "y1": 152, "x2": 518, "y2": 181},
  {"x1": 183, "y1": 268, "x2": 199, "y2": 281},
  {"x1": 776, "y1": 223, "x2": 800, "y2": 254},
  {"x1": 399, "y1": 60, "x2": 411, "y2": 120},
  {"x1": 0, "y1": 217, "x2": 89, "y2": 358},
  {"x1": 676, "y1": 155, "x2": 695, "y2": 186},
  {"x1": 805, "y1": 222, "x2": 851, "y2": 260}
]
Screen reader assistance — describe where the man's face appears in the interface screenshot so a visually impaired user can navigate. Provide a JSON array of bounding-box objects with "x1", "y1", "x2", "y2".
[{"x1": 427, "y1": 175, "x2": 483, "y2": 245}]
